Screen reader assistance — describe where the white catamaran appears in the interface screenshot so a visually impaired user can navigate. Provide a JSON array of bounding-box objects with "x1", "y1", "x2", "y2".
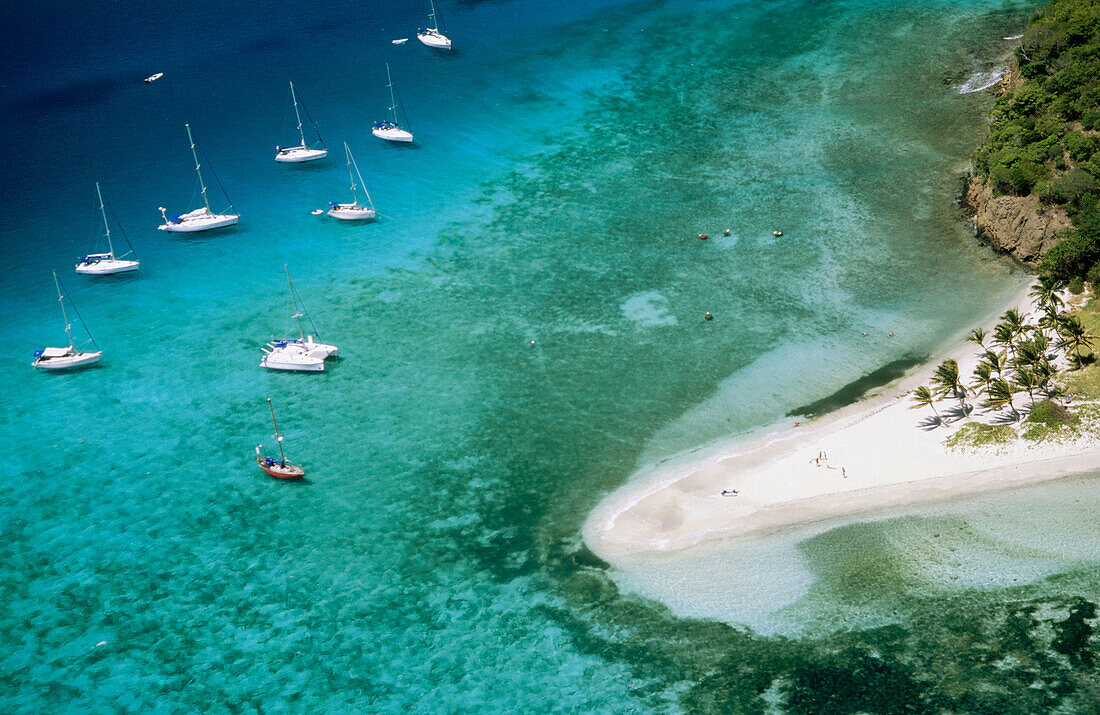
[
  {"x1": 76, "y1": 182, "x2": 140, "y2": 275},
  {"x1": 327, "y1": 142, "x2": 377, "y2": 221},
  {"x1": 417, "y1": 0, "x2": 452, "y2": 50},
  {"x1": 33, "y1": 272, "x2": 102, "y2": 370},
  {"x1": 275, "y1": 81, "x2": 328, "y2": 163},
  {"x1": 261, "y1": 265, "x2": 339, "y2": 373},
  {"x1": 372, "y1": 64, "x2": 415, "y2": 143},
  {"x1": 158, "y1": 123, "x2": 240, "y2": 232}
]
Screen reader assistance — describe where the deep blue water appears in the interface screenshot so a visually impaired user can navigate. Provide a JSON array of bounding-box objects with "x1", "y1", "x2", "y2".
[{"x1": 3, "y1": 0, "x2": 1099, "y2": 711}]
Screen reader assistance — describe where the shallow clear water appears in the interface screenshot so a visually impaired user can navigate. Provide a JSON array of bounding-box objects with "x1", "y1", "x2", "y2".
[{"x1": 4, "y1": 0, "x2": 1098, "y2": 711}]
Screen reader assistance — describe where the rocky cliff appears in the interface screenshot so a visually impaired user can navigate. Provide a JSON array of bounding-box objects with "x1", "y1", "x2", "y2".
[
  {"x1": 964, "y1": 176, "x2": 1072, "y2": 266},
  {"x1": 962, "y1": 59, "x2": 1072, "y2": 267}
]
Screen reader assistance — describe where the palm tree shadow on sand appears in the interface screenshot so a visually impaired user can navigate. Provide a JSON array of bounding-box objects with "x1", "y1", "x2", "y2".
[{"x1": 918, "y1": 414, "x2": 944, "y2": 431}]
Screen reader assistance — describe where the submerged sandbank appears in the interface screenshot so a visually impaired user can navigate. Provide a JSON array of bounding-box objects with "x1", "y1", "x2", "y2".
[{"x1": 586, "y1": 281, "x2": 1100, "y2": 560}]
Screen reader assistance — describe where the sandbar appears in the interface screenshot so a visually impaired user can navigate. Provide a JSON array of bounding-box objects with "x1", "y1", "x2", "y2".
[{"x1": 585, "y1": 281, "x2": 1100, "y2": 560}]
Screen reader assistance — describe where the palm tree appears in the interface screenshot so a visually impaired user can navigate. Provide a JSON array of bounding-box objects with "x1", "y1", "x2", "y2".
[
  {"x1": 932, "y1": 359, "x2": 967, "y2": 411},
  {"x1": 1000, "y1": 308, "x2": 1030, "y2": 343},
  {"x1": 1032, "y1": 359, "x2": 1057, "y2": 395},
  {"x1": 983, "y1": 349, "x2": 1006, "y2": 377},
  {"x1": 1012, "y1": 367, "x2": 1041, "y2": 403},
  {"x1": 1030, "y1": 279, "x2": 1065, "y2": 313},
  {"x1": 1031, "y1": 329, "x2": 1050, "y2": 357},
  {"x1": 1039, "y1": 304, "x2": 1064, "y2": 340},
  {"x1": 971, "y1": 361, "x2": 994, "y2": 398},
  {"x1": 910, "y1": 385, "x2": 939, "y2": 419},
  {"x1": 967, "y1": 327, "x2": 988, "y2": 349},
  {"x1": 992, "y1": 323, "x2": 1018, "y2": 360},
  {"x1": 1057, "y1": 315, "x2": 1094, "y2": 369},
  {"x1": 1013, "y1": 340, "x2": 1043, "y2": 370},
  {"x1": 985, "y1": 377, "x2": 1018, "y2": 417}
]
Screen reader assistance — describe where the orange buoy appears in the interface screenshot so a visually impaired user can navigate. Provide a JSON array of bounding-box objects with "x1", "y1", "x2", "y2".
[{"x1": 698, "y1": 233, "x2": 708, "y2": 239}]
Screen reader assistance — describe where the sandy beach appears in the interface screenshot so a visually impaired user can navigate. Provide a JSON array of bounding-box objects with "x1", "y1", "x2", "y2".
[{"x1": 586, "y1": 281, "x2": 1100, "y2": 560}]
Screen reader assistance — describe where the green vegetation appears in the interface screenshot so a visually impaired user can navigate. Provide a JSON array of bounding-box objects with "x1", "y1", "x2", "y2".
[
  {"x1": 912, "y1": 286, "x2": 1099, "y2": 448},
  {"x1": 1061, "y1": 294, "x2": 1100, "y2": 393},
  {"x1": 945, "y1": 422, "x2": 1017, "y2": 448},
  {"x1": 970, "y1": 0, "x2": 1100, "y2": 285},
  {"x1": 1020, "y1": 397, "x2": 1082, "y2": 441}
]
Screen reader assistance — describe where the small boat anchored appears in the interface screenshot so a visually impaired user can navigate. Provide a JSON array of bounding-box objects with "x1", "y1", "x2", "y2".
[
  {"x1": 327, "y1": 142, "x2": 377, "y2": 221},
  {"x1": 255, "y1": 398, "x2": 305, "y2": 480},
  {"x1": 261, "y1": 265, "x2": 339, "y2": 372},
  {"x1": 372, "y1": 63, "x2": 414, "y2": 143},
  {"x1": 417, "y1": 0, "x2": 452, "y2": 50},
  {"x1": 33, "y1": 272, "x2": 102, "y2": 370},
  {"x1": 158, "y1": 123, "x2": 240, "y2": 232},
  {"x1": 275, "y1": 81, "x2": 328, "y2": 163},
  {"x1": 76, "y1": 182, "x2": 140, "y2": 275},
  {"x1": 145, "y1": 72, "x2": 164, "y2": 83}
]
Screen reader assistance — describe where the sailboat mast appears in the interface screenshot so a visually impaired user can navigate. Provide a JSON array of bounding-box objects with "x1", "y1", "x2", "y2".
[
  {"x1": 343, "y1": 143, "x2": 359, "y2": 205},
  {"x1": 95, "y1": 181, "x2": 115, "y2": 257},
  {"x1": 53, "y1": 271, "x2": 75, "y2": 351},
  {"x1": 385, "y1": 63, "x2": 399, "y2": 124},
  {"x1": 347, "y1": 143, "x2": 374, "y2": 209},
  {"x1": 267, "y1": 398, "x2": 289, "y2": 464},
  {"x1": 290, "y1": 81, "x2": 307, "y2": 147},
  {"x1": 428, "y1": 0, "x2": 438, "y2": 29},
  {"x1": 185, "y1": 123, "x2": 211, "y2": 212},
  {"x1": 285, "y1": 264, "x2": 306, "y2": 342}
]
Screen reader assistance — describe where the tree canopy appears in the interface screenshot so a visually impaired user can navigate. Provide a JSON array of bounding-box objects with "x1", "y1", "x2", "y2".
[{"x1": 971, "y1": 0, "x2": 1100, "y2": 285}]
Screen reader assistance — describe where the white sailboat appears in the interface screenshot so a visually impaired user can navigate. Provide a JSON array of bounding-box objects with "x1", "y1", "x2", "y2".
[
  {"x1": 372, "y1": 64, "x2": 415, "y2": 143},
  {"x1": 261, "y1": 265, "x2": 339, "y2": 372},
  {"x1": 327, "y1": 143, "x2": 377, "y2": 221},
  {"x1": 33, "y1": 272, "x2": 102, "y2": 370},
  {"x1": 76, "y1": 182, "x2": 141, "y2": 275},
  {"x1": 275, "y1": 81, "x2": 328, "y2": 163},
  {"x1": 158, "y1": 123, "x2": 240, "y2": 232},
  {"x1": 417, "y1": 0, "x2": 452, "y2": 50}
]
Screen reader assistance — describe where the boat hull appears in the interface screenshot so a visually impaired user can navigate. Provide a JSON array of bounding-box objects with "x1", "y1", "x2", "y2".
[
  {"x1": 75, "y1": 258, "x2": 140, "y2": 275},
  {"x1": 328, "y1": 205, "x2": 377, "y2": 221},
  {"x1": 417, "y1": 31, "x2": 451, "y2": 49},
  {"x1": 372, "y1": 127, "x2": 414, "y2": 143},
  {"x1": 32, "y1": 350, "x2": 102, "y2": 370},
  {"x1": 261, "y1": 343, "x2": 326, "y2": 371},
  {"x1": 159, "y1": 213, "x2": 239, "y2": 232},
  {"x1": 276, "y1": 146, "x2": 328, "y2": 163},
  {"x1": 257, "y1": 457, "x2": 305, "y2": 480}
]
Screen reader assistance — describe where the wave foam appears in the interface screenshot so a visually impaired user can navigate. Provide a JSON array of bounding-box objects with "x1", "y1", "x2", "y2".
[{"x1": 957, "y1": 69, "x2": 1004, "y2": 94}]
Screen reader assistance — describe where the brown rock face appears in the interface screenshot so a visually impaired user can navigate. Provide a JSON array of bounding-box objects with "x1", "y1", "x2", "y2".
[{"x1": 964, "y1": 176, "x2": 1073, "y2": 266}]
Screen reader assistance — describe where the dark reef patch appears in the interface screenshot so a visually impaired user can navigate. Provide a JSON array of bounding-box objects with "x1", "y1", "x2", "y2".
[{"x1": 787, "y1": 354, "x2": 929, "y2": 418}]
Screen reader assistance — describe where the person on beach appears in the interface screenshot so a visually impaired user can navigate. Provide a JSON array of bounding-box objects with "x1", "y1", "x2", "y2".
[{"x1": 721, "y1": 489, "x2": 739, "y2": 496}]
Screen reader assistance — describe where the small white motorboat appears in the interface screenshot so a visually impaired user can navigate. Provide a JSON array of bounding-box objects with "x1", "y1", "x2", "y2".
[
  {"x1": 372, "y1": 63, "x2": 415, "y2": 143},
  {"x1": 392, "y1": 38, "x2": 409, "y2": 45},
  {"x1": 327, "y1": 142, "x2": 377, "y2": 221},
  {"x1": 275, "y1": 81, "x2": 328, "y2": 163},
  {"x1": 76, "y1": 182, "x2": 140, "y2": 275},
  {"x1": 145, "y1": 72, "x2": 164, "y2": 83},
  {"x1": 33, "y1": 272, "x2": 102, "y2": 371},
  {"x1": 159, "y1": 124, "x2": 239, "y2": 233}
]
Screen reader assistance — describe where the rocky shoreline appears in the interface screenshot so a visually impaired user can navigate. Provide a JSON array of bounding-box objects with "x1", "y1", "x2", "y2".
[
  {"x1": 961, "y1": 61, "x2": 1072, "y2": 266},
  {"x1": 964, "y1": 174, "x2": 1072, "y2": 265}
]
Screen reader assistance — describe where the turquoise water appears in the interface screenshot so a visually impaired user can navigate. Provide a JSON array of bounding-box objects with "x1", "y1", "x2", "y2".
[{"x1": 4, "y1": 0, "x2": 1098, "y2": 711}]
